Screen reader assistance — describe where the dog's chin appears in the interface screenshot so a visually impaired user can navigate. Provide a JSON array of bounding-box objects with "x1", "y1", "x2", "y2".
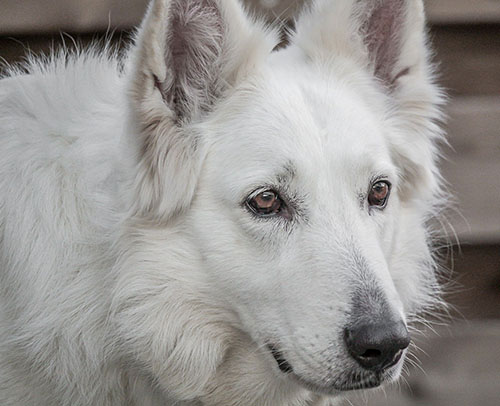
[
  {"x1": 290, "y1": 367, "x2": 400, "y2": 395},
  {"x1": 267, "y1": 344, "x2": 405, "y2": 396},
  {"x1": 292, "y1": 373, "x2": 379, "y2": 395}
]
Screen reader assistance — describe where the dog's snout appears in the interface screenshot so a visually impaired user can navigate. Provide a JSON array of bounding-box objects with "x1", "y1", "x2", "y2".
[{"x1": 344, "y1": 321, "x2": 410, "y2": 372}]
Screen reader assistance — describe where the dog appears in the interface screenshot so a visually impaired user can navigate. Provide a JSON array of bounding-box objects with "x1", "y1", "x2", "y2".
[{"x1": 0, "y1": 0, "x2": 445, "y2": 405}]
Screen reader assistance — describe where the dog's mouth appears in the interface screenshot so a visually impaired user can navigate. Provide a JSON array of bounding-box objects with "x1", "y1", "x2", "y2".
[
  {"x1": 294, "y1": 371, "x2": 384, "y2": 394},
  {"x1": 267, "y1": 344, "x2": 294, "y2": 374},
  {"x1": 267, "y1": 343, "x2": 400, "y2": 394}
]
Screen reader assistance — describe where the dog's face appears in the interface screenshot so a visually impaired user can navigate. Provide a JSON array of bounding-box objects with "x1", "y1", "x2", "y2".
[
  {"x1": 128, "y1": 0, "x2": 443, "y2": 395},
  {"x1": 190, "y1": 61, "x2": 420, "y2": 392}
]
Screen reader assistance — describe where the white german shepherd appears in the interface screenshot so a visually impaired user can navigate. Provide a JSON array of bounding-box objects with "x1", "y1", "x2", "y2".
[{"x1": 0, "y1": 0, "x2": 445, "y2": 405}]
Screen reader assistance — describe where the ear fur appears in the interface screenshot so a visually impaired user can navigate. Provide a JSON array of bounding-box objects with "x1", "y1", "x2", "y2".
[
  {"x1": 293, "y1": 0, "x2": 425, "y2": 88},
  {"x1": 293, "y1": 0, "x2": 444, "y2": 202},
  {"x1": 127, "y1": 0, "x2": 277, "y2": 221}
]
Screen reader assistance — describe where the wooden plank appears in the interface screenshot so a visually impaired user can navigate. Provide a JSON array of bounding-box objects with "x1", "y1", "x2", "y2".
[
  {"x1": 2, "y1": 0, "x2": 500, "y2": 36},
  {"x1": 431, "y1": 25, "x2": 500, "y2": 96},
  {"x1": 441, "y1": 154, "x2": 500, "y2": 243},
  {"x1": 260, "y1": 0, "x2": 500, "y2": 25},
  {"x1": 442, "y1": 245, "x2": 500, "y2": 320},
  {"x1": 446, "y1": 96, "x2": 500, "y2": 157},
  {"x1": 425, "y1": 0, "x2": 500, "y2": 25},
  {"x1": 441, "y1": 96, "x2": 500, "y2": 243},
  {"x1": 0, "y1": 0, "x2": 149, "y2": 35}
]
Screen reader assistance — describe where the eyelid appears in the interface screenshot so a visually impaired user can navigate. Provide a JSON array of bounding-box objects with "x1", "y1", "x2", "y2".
[
  {"x1": 243, "y1": 185, "x2": 277, "y2": 206},
  {"x1": 370, "y1": 174, "x2": 391, "y2": 186}
]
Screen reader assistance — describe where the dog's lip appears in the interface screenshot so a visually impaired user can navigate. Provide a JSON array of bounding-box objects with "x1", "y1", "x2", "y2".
[
  {"x1": 267, "y1": 343, "x2": 294, "y2": 374},
  {"x1": 292, "y1": 371, "x2": 384, "y2": 394},
  {"x1": 267, "y1": 343, "x2": 401, "y2": 394}
]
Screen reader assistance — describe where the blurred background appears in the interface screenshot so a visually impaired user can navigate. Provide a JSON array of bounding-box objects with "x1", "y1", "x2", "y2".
[{"x1": 1, "y1": 0, "x2": 499, "y2": 404}]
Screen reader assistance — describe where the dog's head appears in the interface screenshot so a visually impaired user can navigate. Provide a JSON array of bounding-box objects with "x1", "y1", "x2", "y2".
[{"x1": 127, "y1": 0, "x2": 444, "y2": 395}]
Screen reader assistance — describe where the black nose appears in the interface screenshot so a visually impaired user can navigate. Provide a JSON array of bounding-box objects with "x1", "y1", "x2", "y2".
[{"x1": 344, "y1": 321, "x2": 410, "y2": 372}]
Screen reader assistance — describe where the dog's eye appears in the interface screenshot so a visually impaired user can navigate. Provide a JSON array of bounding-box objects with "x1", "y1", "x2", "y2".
[
  {"x1": 368, "y1": 181, "x2": 391, "y2": 209},
  {"x1": 247, "y1": 190, "x2": 283, "y2": 217}
]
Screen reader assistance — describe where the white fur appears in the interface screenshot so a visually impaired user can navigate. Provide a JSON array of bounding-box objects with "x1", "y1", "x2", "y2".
[{"x1": 0, "y1": 0, "x2": 445, "y2": 405}]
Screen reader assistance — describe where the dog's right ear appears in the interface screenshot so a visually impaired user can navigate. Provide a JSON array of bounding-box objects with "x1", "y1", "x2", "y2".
[
  {"x1": 292, "y1": 0, "x2": 444, "y2": 203},
  {"x1": 127, "y1": 0, "x2": 276, "y2": 221}
]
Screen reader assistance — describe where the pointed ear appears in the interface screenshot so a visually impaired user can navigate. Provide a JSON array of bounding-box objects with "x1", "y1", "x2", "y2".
[
  {"x1": 293, "y1": 0, "x2": 427, "y2": 88},
  {"x1": 128, "y1": 0, "x2": 277, "y2": 221},
  {"x1": 294, "y1": 0, "x2": 444, "y2": 201}
]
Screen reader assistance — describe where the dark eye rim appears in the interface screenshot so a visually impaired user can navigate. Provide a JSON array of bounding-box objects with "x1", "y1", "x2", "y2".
[
  {"x1": 244, "y1": 188, "x2": 291, "y2": 219},
  {"x1": 368, "y1": 180, "x2": 392, "y2": 210}
]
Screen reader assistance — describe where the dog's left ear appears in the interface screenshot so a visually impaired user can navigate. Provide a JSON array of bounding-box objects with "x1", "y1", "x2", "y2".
[
  {"x1": 127, "y1": 0, "x2": 276, "y2": 221},
  {"x1": 294, "y1": 0, "x2": 444, "y2": 201}
]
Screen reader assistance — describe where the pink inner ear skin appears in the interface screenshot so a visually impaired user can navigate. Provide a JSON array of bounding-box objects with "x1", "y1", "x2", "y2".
[
  {"x1": 362, "y1": 0, "x2": 406, "y2": 86},
  {"x1": 391, "y1": 66, "x2": 410, "y2": 85},
  {"x1": 161, "y1": 0, "x2": 225, "y2": 119}
]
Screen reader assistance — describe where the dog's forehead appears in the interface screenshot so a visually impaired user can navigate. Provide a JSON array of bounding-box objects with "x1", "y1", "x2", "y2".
[{"x1": 206, "y1": 59, "x2": 394, "y2": 183}]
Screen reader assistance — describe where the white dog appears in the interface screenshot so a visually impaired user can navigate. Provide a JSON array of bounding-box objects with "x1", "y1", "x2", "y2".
[{"x1": 0, "y1": 0, "x2": 445, "y2": 405}]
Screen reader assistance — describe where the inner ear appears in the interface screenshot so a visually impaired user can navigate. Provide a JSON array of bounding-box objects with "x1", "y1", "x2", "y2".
[
  {"x1": 158, "y1": 0, "x2": 225, "y2": 121},
  {"x1": 360, "y1": 0, "x2": 408, "y2": 85},
  {"x1": 291, "y1": 0, "x2": 419, "y2": 89}
]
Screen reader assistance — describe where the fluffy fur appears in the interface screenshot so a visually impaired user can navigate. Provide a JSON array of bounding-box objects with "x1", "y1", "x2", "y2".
[{"x1": 0, "y1": 0, "x2": 445, "y2": 405}]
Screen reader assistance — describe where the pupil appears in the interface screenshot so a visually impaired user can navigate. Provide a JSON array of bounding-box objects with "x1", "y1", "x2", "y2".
[
  {"x1": 261, "y1": 192, "x2": 275, "y2": 202},
  {"x1": 374, "y1": 184, "x2": 386, "y2": 196}
]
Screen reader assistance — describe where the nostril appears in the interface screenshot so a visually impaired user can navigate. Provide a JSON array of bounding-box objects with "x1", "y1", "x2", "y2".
[{"x1": 360, "y1": 348, "x2": 382, "y2": 359}]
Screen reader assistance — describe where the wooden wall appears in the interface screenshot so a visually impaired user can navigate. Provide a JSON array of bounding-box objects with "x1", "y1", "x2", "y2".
[{"x1": 433, "y1": 24, "x2": 500, "y2": 242}]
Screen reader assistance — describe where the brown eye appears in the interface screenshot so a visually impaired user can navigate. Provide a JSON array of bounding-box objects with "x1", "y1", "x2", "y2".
[
  {"x1": 368, "y1": 181, "x2": 391, "y2": 208},
  {"x1": 247, "y1": 190, "x2": 283, "y2": 216}
]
